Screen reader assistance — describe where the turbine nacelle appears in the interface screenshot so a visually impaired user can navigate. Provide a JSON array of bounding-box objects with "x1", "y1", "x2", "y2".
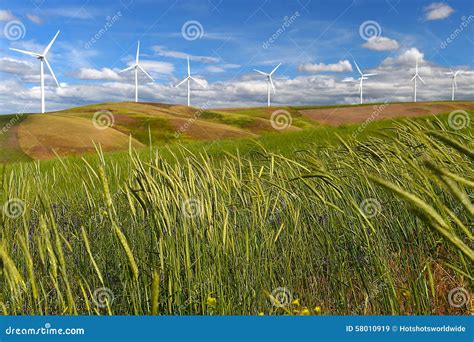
[
  {"x1": 119, "y1": 41, "x2": 154, "y2": 102},
  {"x1": 175, "y1": 56, "x2": 207, "y2": 107},
  {"x1": 254, "y1": 63, "x2": 281, "y2": 106}
]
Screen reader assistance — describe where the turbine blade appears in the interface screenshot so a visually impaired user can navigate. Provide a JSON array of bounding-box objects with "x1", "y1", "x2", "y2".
[
  {"x1": 44, "y1": 58, "x2": 60, "y2": 88},
  {"x1": 363, "y1": 73, "x2": 377, "y2": 77},
  {"x1": 190, "y1": 76, "x2": 207, "y2": 88},
  {"x1": 269, "y1": 77, "x2": 276, "y2": 94},
  {"x1": 270, "y1": 63, "x2": 282, "y2": 76},
  {"x1": 43, "y1": 30, "x2": 60, "y2": 56},
  {"x1": 254, "y1": 69, "x2": 267, "y2": 76},
  {"x1": 136, "y1": 41, "x2": 140, "y2": 64},
  {"x1": 9, "y1": 48, "x2": 41, "y2": 58},
  {"x1": 353, "y1": 60, "x2": 362, "y2": 75},
  {"x1": 138, "y1": 65, "x2": 154, "y2": 82},
  {"x1": 175, "y1": 77, "x2": 188, "y2": 88},
  {"x1": 418, "y1": 75, "x2": 426, "y2": 85},
  {"x1": 119, "y1": 65, "x2": 136, "y2": 73},
  {"x1": 411, "y1": 74, "x2": 417, "y2": 81}
]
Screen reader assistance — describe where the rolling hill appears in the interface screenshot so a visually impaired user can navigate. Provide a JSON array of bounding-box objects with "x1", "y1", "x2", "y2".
[{"x1": 0, "y1": 100, "x2": 472, "y2": 163}]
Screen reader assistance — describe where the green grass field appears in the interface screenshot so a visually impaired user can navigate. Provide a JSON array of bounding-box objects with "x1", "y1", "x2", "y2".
[{"x1": 0, "y1": 102, "x2": 472, "y2": 315}]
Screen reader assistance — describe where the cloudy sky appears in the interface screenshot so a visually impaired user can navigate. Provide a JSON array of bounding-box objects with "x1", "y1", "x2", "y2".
[{"x1": 0, "y1": 0, "x2": 473, "y2": 114}]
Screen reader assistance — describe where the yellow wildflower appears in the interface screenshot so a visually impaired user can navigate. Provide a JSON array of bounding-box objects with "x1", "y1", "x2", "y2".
[
  {"x1": 207, "y1": 296, "x2": 217, "y2": 306},
  {"x1": 314, "y1": 306, "x2": 321, "y2": 315},
  {"x1": 300, "y1": 307, "x2": 310, "y2": 315},
  {"x1": 292, "y1": 298, "x2": 300, "y2": 306}
]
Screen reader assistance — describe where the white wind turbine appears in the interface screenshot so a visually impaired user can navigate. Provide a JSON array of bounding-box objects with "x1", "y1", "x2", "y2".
[
  {"x1": 254, "y1": 63, "x2": 281, "y2": 107},
  {"x1": 445, "y1": 69, "x2": 462, "y2": 101},
  {"x1": 175, "y1": 56, "x2": 206, "y2": 107},
  {"x1": 10, "y1": 30, "x2": 61, "y2": 114},
  {"x1": 411, "y1": 58, "x2": 425, "y2": 103},
  {"x1": 353, "y1": 60, "x2": 376, "y2": 104},
  {"x1": 119, "y1": 41, "x2": 154, "y2": 102}
]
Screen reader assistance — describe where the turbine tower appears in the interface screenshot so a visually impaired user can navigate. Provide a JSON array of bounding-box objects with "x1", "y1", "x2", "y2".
[
  {"x1": 411, "y1": 58, "x2": 425, "y2": 103},
  {"x1": 175, "y1": 56, "x2": 206, "y2": 107},
  {"x1": 353, "y1": 60, "x2": 376, "y2": 104},
  {"x1": 254, "y1": 63, "x2": 281, "y2": 107},
  {"x1": 10, "y1": 30, "x2": 61, "y2": 114},
  {"x1": 120, "y1": 41, "x2": 154, "y2": 102},
  {"x1": 445, "y1": 70, "x2": 461, "y2": 101}
]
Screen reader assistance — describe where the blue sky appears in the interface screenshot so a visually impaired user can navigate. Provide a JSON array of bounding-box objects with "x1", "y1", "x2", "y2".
[{"x1": 0, "y1": 0, "x2": 473, "y2": 113}]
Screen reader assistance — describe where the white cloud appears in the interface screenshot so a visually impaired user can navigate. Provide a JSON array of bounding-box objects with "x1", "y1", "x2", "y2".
[
  {"x1": 207, "y1": 64, "x2": 240, "y2": 73},
  {"x1": 298, "y1": 60, "x2": 353, "y2": 73},
  {"x1": 0, "y1": 10, "x2": 16, "y2": 21},
  {"x1": 362, "y1": 36, "x2": 400, "y2": 51},
  {"x1": 1, "y1": 48, "x2": 473, "y2": 114},
  {"x1": 382, "y1": 48, "x2": 425, "y2": 67},
  {"x1": 423, "y1": 3, "x2": 454, "y2": 21},
  {"x1": 45, "y1": 7, "x2": 96, "y2": 19},
  {"x1": 138, "y1": 60, "x2": 175, "y2": 75},
  {"x1": 74, "y1": 67, "x2": 122, "y2": 81},
  {"x1": 153, "y1": 46, "x2": 220, "y2": 64},
  {"x1": 26, "y1": 14, "x2": 42, "y2": 24}
]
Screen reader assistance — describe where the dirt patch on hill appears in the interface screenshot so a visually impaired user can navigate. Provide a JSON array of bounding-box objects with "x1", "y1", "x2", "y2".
[
  {"x1": 299, "y1": 102, "x2": 474, "y2": 126},
  {"x1": 18, "y1": 114, "x2": 144, "y2": 160}
]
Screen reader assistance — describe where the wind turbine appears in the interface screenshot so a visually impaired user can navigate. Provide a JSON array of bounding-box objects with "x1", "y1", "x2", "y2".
[
  {"x1": 254, "y1": 63, "x2": 281, "y2": 107},
  {"x1": 353, "y1": 60, "x2": 376, "y2": 104},
  {"x1": 445, "y1": 69, "x2": 461, "y2": 101},
  {"x1": 9, "y1": 30, "x2": 61, "y2": 114},
  {"x1": 119, "y1": 41, "x2": 154, "y2": 102},
  {"x1": 411, "y1": 58, "x2": 425, "y2": 103},
  {"x1": 175, "y1": 56, "x2": 206, "y2": 107}
]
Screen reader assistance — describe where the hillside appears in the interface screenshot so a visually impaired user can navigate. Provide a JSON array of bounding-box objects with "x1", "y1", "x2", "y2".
[{"x1": 0, "y1": 100, "x2": 472, "y2": 163}]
